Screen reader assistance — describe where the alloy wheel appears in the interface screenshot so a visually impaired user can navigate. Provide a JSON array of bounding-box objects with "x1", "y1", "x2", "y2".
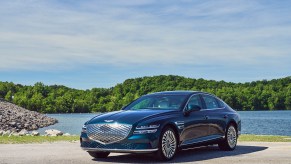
[
  {"x1": 227, "y1": 126, "x2": 237, "y2": 149},
  {"x1": 161, "y1": 130, "x2": 177, "y2": 159}
]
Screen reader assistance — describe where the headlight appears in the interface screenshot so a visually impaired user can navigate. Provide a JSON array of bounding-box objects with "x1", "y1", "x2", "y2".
[
  {"x1": 133, "y1": 124, "x2": 160, "y2": 134},
  {"x1": 81, "y1": 125, "x2": 87, "y2": 133},
  {"x1": 133, "y1": 129, "x2": 157, "y2": 134},
  {"x1": 136, "y1": 124, "x2": 160, "y2": 129}
]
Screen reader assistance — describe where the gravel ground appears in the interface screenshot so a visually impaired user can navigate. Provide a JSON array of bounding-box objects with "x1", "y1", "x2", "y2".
[{"x1": 0, "y1": 141, "x2": 290, "y2": 164}]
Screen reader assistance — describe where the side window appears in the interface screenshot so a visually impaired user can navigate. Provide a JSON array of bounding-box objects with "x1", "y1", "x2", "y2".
[
  {"x1": 202, "y1": 95, "x2": 219, "y2": 109},
  {"x1": 217, "y1": 99, "x2": 226, "y2": 108},
  {"x1": 186, "y1": 95, "x2": 202, "y2": 109}
]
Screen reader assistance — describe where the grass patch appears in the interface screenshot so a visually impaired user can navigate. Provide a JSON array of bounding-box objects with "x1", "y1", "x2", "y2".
[
  {"x1": 239, "y1": 134, "x2": 291, "y2": 142},
  {"x1": 1, "y1": 134, "x2": 291, "y2": 144},
  {"x1": 0, "y1": 135, "x2": 79, "y2": 144}
]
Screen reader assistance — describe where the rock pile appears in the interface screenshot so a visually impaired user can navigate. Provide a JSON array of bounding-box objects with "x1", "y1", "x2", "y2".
[{"x1": 0, "y1": 99, "x2": 58, "y2": 132}]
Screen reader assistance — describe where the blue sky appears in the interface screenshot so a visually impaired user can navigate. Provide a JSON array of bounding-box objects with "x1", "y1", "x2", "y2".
[{"x1": 0, "y1": 0, "x2": 290, "y2": 89}]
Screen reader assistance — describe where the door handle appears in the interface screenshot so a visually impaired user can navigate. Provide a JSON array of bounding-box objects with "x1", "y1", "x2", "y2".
[
  {"x1": 204, "y1": 116, "x2": 209, "y2": 120},
  {"x1": 223, "y1": 115, "x2": 228, "y2": 119}
]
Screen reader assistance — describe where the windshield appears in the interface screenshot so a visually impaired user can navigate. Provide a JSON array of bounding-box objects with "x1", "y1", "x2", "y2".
[{"x1": 124, "y1": 94, "x2": 188, "y2": 111}]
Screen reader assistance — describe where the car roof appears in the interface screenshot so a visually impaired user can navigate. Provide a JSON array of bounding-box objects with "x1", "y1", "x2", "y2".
[{"x1": 146, "y1": 91, "x2": 202, "y2": 96}]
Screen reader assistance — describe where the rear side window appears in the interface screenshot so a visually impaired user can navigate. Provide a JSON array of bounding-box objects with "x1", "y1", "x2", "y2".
[
  {"x1": 217, "y1": 99, "x2": 226, "y2": 108},
  {"x1": 201, "y1": 95, "x2": 219, "y2": 109}
]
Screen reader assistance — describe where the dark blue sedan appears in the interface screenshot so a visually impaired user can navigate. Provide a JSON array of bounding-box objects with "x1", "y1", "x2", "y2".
[{"x1": 80, "y1": 91, "x2": 241, "y2": 160}]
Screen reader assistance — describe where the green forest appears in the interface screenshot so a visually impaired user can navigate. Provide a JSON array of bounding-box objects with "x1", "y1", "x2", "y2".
[{"x1": 0, "y1": 75, "x2": 290, "y2": 113}]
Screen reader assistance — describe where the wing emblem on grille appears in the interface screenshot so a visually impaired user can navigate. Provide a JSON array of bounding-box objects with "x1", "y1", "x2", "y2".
[{"x1": 100, "y1": 125, "x2": 111, "y2": 132}]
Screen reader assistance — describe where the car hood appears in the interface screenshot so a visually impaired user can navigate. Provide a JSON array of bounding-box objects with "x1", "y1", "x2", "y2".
[{"x1": 87, "y1": 109, "x2": 177, "y2": 125}]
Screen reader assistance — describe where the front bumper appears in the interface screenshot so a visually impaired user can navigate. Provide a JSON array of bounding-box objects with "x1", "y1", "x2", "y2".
[
  {"x1": 80, "y1": 132, "x2": 159, "y2": 153},
  {"x1": 82, "y1": 147, "x2": 158, "y2": 153}
]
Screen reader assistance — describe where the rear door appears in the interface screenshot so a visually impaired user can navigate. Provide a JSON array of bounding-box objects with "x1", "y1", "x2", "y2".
[{"x1": 201, "y1": 94, "x2": 226, "y2": 138}]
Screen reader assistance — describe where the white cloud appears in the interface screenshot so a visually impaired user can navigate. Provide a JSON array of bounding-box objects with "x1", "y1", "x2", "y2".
[{"x1": 0, "y1": 0, "x2": 290, "y2": 71}]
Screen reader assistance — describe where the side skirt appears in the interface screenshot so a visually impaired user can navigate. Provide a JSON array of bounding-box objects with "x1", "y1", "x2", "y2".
[{"x1": 179, "y1": 135, "x2": 224, "y2": 149}]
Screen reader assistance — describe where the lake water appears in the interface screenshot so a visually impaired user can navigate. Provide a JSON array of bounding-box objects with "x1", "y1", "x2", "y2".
[{"x1": 37, "y1": 111, "x2": 291, "y2": 136}]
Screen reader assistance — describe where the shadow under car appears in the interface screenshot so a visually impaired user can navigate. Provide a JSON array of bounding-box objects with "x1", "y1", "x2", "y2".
[{"x1": 91, "y1": 145, "x2": 268, "y2": 163}]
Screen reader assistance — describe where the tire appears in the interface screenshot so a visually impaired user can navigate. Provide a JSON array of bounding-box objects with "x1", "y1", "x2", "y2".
[
  {"x1": 88, "y1": 152, "x2": 110, "y2": 158},
  {"x1": 218, "y1": 124, "x2": 237, "y2": 151},
  {"x1": 156, "y1": 127, "x2": 178, "y2": 161}
]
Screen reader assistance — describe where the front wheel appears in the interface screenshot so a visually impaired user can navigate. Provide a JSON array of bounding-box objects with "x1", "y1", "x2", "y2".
[
  {"x1": 156, "y1": 127, "x2": 178, "y2": 161},
  {"x1": 88, "y1": 152, "x2": 110, "y2": 158},
  {"x1": 218, "y1": 124, "x2": 237, "y2": 151}
]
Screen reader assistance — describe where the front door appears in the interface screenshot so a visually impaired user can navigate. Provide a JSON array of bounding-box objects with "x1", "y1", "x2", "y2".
[{"x1": 180, "y1": 94, "x2": 209, "y2": 146}]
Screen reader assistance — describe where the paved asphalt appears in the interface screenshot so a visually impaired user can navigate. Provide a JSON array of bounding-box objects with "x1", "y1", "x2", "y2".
[{"x1": 0, "y1": 141, "x2": 290, "y2": 164}]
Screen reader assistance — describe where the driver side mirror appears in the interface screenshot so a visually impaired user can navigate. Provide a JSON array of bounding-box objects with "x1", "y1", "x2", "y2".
[{"x1": 184, "y1": 105, "x2": 201, "y2": 116}]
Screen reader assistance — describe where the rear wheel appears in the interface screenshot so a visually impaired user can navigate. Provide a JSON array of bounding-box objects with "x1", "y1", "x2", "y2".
[
  {"x1": 156, "y1": 127, "x2": 178, "y2": 161},
  {"x1": 219, "y1": 124, "x2": 237, "y2": 151},
  {"x1": 88, "y1": 152, "x2": 110, "y2": 158}
]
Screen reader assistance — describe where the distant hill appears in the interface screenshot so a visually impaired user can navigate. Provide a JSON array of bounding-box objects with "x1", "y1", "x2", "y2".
[{"x1": 0, "y1": 75, "x2": 290, "y2": 113}]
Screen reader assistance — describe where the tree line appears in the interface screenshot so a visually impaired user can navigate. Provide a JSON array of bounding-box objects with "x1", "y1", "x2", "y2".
[{"x1": 0, "y1": 75, "x2": 290, "y2": 113}]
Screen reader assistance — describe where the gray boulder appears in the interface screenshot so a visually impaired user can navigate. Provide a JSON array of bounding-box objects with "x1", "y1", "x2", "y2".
[
  {"x1": 9, "y1": 121, "x2": 16, "y2": 126},
  {"x1": 3, "y1": 130, "x2": 11, "y2": 136},
  {"x1": 11, "y1": 128, "x2": 17, "y2": 133},
  {"x1": 45, "y1": 129, "x2": 63, "y2": 136},
  {"x1": 63, "y1": 133, "x2": 70, "y2": 136},
  {"x1": 31, "y1": 124, "x2": 38, "y2": 130},
  {"x1": 18, "y1": 129, "x2": 28, "y2": 136},
  {"x1": 31, "y1": 131, "x2": 40, "y2": 136},
  {"x1": 24, "y1": 123, "x2": 30, "y2": 128}
]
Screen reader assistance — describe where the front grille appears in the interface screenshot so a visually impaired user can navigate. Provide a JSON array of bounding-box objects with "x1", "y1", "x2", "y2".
[{"x1": 87, "y1": 123, "x2": 132, "y2": 144}]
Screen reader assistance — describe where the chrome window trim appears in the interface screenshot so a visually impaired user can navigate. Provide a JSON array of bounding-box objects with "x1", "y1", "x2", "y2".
[{"x1": 200, "y1": 107, "x2": 225, "y2": 111}]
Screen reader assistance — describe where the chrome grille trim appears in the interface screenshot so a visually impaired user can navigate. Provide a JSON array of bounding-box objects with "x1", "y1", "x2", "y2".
[{"x1": 87, "y1": 123, "x2": 132, "y2": 144}]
